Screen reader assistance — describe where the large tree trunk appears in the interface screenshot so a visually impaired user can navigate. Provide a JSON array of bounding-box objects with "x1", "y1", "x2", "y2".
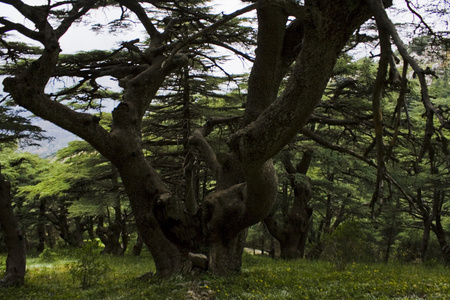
[
  {"x1": 0, "y1": 166, "x2": 26, "y2": 287},
  {"x1": 114, "y1": 150, "x2": 186, "y2": 277},
  {"x1": 192, "y1": 0, "x2": 373, "y2": 274},
  {"x1": 45, "y1": 225, "x2": 56, "y2": 249},
  {"x1": 209, "y1": 230, "x2": 247, "y2": 276},
  {"x1": 97, "y1": 218, "x2": 124, "y2": 255},
  {"x1": 433, "y1": 216, "x2": 450, "y2": 264},
  {"x1": 420, "y1": 214, "x2": 433, "y2": 262},
  {"x1": 73, "y1": 217, "x2": 84, "y2": 248},
  {"x1": 2, "y1": 0, "x2": 375, "y2": 278},
  {"x1": 51, "y1": 205, "x2": 81, "y2": 247}
]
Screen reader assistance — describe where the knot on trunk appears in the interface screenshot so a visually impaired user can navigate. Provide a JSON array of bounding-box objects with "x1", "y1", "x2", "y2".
[{"x1": 111, "y1": 102, "x2": 138, "y2": 130}]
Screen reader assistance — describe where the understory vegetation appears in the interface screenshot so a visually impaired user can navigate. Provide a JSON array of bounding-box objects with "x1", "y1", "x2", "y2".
[{"x1": 0, "y1": 250, "x2": 449, "y2": 299}]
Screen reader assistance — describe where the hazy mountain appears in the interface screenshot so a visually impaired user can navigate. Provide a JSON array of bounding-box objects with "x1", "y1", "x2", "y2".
[{"x1": 23, "y1": 118, "x2": 80, "y2": 158}]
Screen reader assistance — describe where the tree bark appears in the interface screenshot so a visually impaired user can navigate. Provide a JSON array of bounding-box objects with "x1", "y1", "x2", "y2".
[
  {"x1": 132, "y1": 233, "x2": 144, "y2": 256},
  {"x1": 430, "y1": 191, "x2": 449, "y2": 264},
  {"x1": 432, "y1": 214, "x2": 450, "y2": 264},
  {"x1": 208, "y1": 230, "x2": 247, "y2": 276},
  {"x1": 114, "y1": 151, "x2": 186, "y2": 276},
  {"x1": 96, "y1": 169, "x2": 126, "y2": 255},
  {"x1": 74, "y1": 217, "x2": 84, "y2": 248},
  {"x1": 0, "y1": 166, "x2": 26, "y2": 287},
  {"x1": 264, "y1": 150, "x2": 313, "y2": 259},
  {"x1": 36, "y1": 199, "x2": 46, "y2": 253}
]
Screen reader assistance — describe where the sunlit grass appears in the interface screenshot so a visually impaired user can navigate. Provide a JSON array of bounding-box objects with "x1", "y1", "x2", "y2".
[
  {"x1": 0, "y1": 252, "x2": 449, "y2": 299},
  {"x1": 210, "y1": 255, "x2": 450, "y2": 300}
]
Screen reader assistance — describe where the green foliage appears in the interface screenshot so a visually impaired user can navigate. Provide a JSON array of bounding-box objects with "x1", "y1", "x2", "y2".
[
  {"x1": 39, "y1": 248, "x2": 57, "y2": 263},
  {"x1": 0, "y1": 258, "x2": 4, "y2": 274},
  {"x1": 66, "y1": 241, "x2": 110, "y2": 289},
  {"x1": 0, "y1": 106, "x2": 49, "y2": 148},
  {"x1": 321, "y1": 220, "x2": 377, "y2": 269}
]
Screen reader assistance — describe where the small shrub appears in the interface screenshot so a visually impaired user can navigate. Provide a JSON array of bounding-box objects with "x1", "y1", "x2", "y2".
[
  {"x1": 39, "y1": 248, "x2": 56, "y2": 263},
  {"x1": 67, "y1": 240, "x2": 110, "y2": 289},
  {"x1": 321, "y1": 220, "x2": 376, "y2": 269},
  {"x1": 394, "y1": 231, "x2": 443, "y2": 263},
  {"x1": 394, "y1": 233, "x2": 422, "y2": 262}
]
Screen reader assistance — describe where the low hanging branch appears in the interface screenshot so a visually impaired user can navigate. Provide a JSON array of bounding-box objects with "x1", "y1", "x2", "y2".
[
  {"x1": 387, "y1": 60, "x2": 410, "y2": 158},
  {"x1": 300, "y1": 128, "x2": 415, "y2": 207},
  {"x1": 366, "y1": 0, "x2": 449, "y2": 163},
  {"x1": 369, "y1": 10, "x2": 391, "y2": 209}
]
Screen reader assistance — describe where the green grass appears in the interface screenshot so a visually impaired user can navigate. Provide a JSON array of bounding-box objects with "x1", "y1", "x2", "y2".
[{"x1": 0, "y1": 252, "x2": 449, "y2": 299}]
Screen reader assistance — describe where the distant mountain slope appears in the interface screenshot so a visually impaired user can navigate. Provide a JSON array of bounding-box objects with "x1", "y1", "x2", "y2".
[{"x1": 23, "y1": 118, "x2": 80, "y2": 158}]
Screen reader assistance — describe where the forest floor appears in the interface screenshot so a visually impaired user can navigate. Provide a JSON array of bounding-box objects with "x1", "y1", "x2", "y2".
[{"x1": 0, "y1": 249, "x2": 449, "y2": 299}]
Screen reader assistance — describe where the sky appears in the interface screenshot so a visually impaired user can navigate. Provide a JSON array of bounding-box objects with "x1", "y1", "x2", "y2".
[
  {"x1": 0, "y1": 1, "x2": 248, "y2": 54},
  {"x1": 0, "y1": 1, "x2": 252, "y2": 87}
]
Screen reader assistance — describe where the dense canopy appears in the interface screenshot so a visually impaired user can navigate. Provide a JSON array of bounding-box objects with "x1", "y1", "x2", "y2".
[{"x1": 0, "y1": 0, "x2": 449, "y2": 288}]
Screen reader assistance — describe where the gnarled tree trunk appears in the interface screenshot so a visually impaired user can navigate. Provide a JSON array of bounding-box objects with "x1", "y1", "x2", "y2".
[
  {"x1": 0, "y1": 166, "x2": 26, "y2": 287},
  {"x1": 208, "y1": 230, "x2": 247, "y2": 276},
  {"x1": 2, "y1": 0, "x2": 377, "y2": 278}
]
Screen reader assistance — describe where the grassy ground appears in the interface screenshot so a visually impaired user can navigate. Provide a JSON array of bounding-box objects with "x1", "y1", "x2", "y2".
[{"x1": 0, "y1": 251, "x2": 449, "y2": 299}]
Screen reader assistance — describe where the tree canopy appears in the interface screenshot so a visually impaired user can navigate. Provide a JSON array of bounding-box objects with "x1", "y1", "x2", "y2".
[{"x1": 0, "y1": 0, "x2": 449, "y2": 282}]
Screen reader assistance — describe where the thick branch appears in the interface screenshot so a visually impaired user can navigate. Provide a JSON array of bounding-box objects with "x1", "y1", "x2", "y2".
[
  {"x1": 244, "y1": 0, "x2": 288, "y2": 125},
  {"x1": 55, "y1": 0, "x2": 96, "y2": 39},
  {"x1": 188, "y1": 129, "x2": 222, "y2": 179},
  {"x1": 116, "y1": 0, "x2": 160, "y2": 40},
  {"x1": 2, "y1": 39, "x2": 114, "y2": 159},
  {"x1": 365, "y1": 0, "x2": 449, "y2": 155},
  {"x1": 1, "y1": 1, "x2": 49, "y2": 30},
  {"x1": 296, "y1": 149, "x2": 313, "y2": 174},
  {"x1": 230, "y1": 2, "x2": 372, "y2": 166},
  {"x1": 0, "y1": 17, "x2": 42, "y2": 41},
  {"x1": 370, "y1": 14, "x2": 390, "y2": 207}
]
